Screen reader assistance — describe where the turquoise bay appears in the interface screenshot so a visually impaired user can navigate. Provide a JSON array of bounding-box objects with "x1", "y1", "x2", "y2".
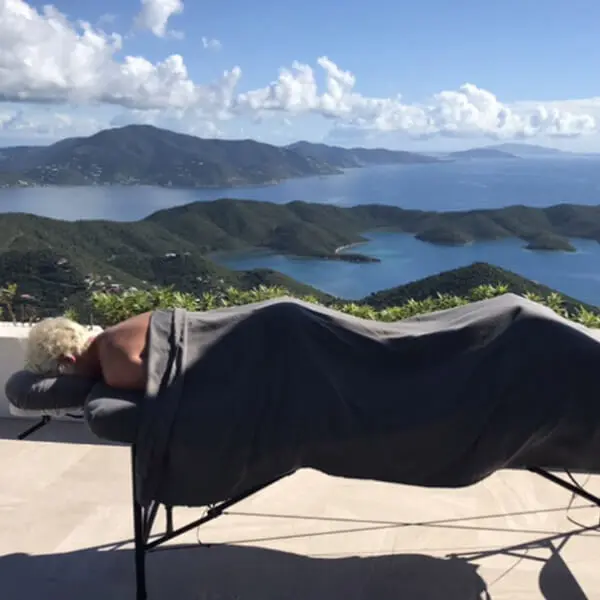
[{"x1": 213, "y1": 233, "x2": 600, "y2": 305}]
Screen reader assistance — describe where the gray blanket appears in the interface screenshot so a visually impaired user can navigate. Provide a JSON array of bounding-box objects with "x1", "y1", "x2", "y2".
[{"x1": 133, "y1": 293, "x2": 600, "y2": 507}]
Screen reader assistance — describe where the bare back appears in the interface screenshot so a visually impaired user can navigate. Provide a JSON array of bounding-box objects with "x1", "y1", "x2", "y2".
[{"x1": 95, "y1": 311, "x2": 153, "y2": 390}]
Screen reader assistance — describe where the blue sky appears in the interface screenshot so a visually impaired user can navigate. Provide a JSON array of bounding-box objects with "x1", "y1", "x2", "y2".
[{"x1": 2, "y1": 0, "x2": 600, "y2": 151}]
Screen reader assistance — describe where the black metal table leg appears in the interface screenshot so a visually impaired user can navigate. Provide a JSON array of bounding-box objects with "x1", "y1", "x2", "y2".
[
  {"x1": 131, "y1": 446, "x2": 147, "y2": 600},
  {"x1": 165, "y1": 506, "x2": 174, "y2": 535},
  {"x1": 528, "y1": 467, "x2": 600, "y2": 507},
  {"x1": 17, "y1": 416, "x2": 50, "y2": 440}
]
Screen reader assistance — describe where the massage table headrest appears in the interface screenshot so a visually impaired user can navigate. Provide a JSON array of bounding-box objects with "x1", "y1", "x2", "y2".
[
  {"x1": 5, "y1": 370, "x2": 143, "y2": 444},
  {"x1": 5, "y1": 370, "x2": 95, "y2": 417}
]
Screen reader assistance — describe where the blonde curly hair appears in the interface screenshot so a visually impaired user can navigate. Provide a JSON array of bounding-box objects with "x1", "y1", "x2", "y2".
[{"x1": 25, "y1": 317, "x2": 96, "y2": 376}]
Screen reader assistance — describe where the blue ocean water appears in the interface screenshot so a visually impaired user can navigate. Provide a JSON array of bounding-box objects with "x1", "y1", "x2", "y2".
[
  {"x1": 2, "y1": 156, "x2": 600, "y2": 304},
  {"x1": 213, "y1": 234, "x2": 600, "y2": 304}
]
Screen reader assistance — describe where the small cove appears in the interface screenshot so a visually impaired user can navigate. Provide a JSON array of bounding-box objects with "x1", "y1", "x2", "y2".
[{"x1": 212, "y1": 232, "x2": 600, "y2": 305}]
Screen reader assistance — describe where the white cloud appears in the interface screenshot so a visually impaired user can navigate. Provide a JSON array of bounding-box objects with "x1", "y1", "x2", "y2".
[
  {"x1": 234, "y1": 60, "x2": 597, "y2": 140},
  {"x1": 0, "y1": 1, "x2": 598, "y2": 144},
  {"x1": 0, "y1": 108, "x2": 102, "y2": 140},
  {"x1": 134, "y1": 0, "x2": 183, "y2": 38},
  {"x1": 0, "y1": 1, "x2": 122, "y2": 103},
  {"x1": 0, "y1": 0, "x2": 223, "y2": 111},
  {"x1": 202, "y1": 37, "x2": 222, "y2": 51}
]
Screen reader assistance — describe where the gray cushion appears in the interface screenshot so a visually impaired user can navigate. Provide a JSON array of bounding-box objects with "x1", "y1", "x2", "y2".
[
  {"x1": 5, "y1": 370, "x2": 96, "y2": 411},
  {"x1": 84, "y1": 382, "x2": 144, "y2": 444},
  {"x1": 6, "y1": 370, "x2": 144, "y2": 444}
]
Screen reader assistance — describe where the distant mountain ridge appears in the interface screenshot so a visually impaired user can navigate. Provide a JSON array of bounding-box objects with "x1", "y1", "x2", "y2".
[
  {"x1": 286, "y1": 140, "x2": 440, "y2": 168},
  {"x1": 0, "y1": 125, "x2": 593, "y2": 190},
  {"x1": 0, "y1": 125, "x2": 445, "y2": 189},
  {"x1": 431, "y1": 143, "x2": 588, "y2": 160},
  {"x1": 486, "y1": 143, "x2": 574, "y2": 157},
  {"x1": 448, "y1": 148, "x2": 520, "y2": 160},
  {"x1": 0, "y1": 125, "x2": 343, "y2": 189}
]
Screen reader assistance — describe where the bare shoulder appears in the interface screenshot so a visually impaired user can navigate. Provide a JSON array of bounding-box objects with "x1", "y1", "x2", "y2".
[
  {"x1": 101, "y1": 311, "x2": 153, "y2": 348},
  {"x1": 105, "y1": 311, "x2": 153, "y2": 334},
  {"x1": 96, "y1": 310, "x2": 152, "y2": 367}
]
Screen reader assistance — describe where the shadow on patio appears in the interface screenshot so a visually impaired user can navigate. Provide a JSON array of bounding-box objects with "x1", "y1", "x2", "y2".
[{"x1": 2, "y1": 517, "x2": 596, "y2": 600}]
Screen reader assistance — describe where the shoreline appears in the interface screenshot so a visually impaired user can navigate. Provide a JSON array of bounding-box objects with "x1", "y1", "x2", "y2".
[
  {"x1": 0, "y1": 168, "x2": 346, "y2": 192},
  {"x1": 334, "y1": 241, "x2": 369, "y2": 255}
]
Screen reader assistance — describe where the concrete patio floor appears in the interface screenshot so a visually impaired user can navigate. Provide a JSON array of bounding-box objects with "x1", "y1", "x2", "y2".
[{"x1": 1, "y1": 418, "x2": 599, "y2": 600}]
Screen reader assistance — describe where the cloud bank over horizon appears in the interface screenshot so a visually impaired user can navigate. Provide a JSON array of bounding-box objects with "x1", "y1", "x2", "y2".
[{"x1": 0, "y1": 0, "x2": 598, "y2": 149}]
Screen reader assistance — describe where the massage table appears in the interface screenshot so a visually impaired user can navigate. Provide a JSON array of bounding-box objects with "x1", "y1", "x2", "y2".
[{"x1": 6, "y1": 293, "x2": 600, "y2": 599}]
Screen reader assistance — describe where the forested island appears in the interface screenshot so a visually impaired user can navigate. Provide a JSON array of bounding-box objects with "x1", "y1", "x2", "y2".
[{"x1": 0, "y1": 198, "x2": 597, "y2": 318}]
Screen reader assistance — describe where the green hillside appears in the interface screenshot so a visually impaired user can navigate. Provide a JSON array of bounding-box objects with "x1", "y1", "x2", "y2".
[
  {"x1": 3, "y1": 199, "x2": 600, "y2": 263},
  {"x1": 0, "y1": 198, "x2": 599, "y2": 319},
  {"x1": 2, "y1": 256, "x2": 596, "y2": 324},
  {"x1": 0, "y1": 249, "x2": 330, "y2": 321},
  {"x1": 363, "y1": 262, "x2": 598, "y2": 314}
]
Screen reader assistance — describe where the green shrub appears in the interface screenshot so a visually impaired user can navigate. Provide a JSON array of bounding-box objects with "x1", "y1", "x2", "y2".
[
  {"x1": 0, "y1": 283, "x2": 17, "y2": 322},
  {"x1": 86, "y1": 282, "x2": 600, "y2": 329},
  {"x1": 4, "y1": 278, "x2": 599, "y2": 329}
]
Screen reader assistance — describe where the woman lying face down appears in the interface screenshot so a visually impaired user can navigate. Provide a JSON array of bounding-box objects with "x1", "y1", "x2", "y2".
[{"x1": 24, "y1": 311, "x2": 152, "y2": 391}]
